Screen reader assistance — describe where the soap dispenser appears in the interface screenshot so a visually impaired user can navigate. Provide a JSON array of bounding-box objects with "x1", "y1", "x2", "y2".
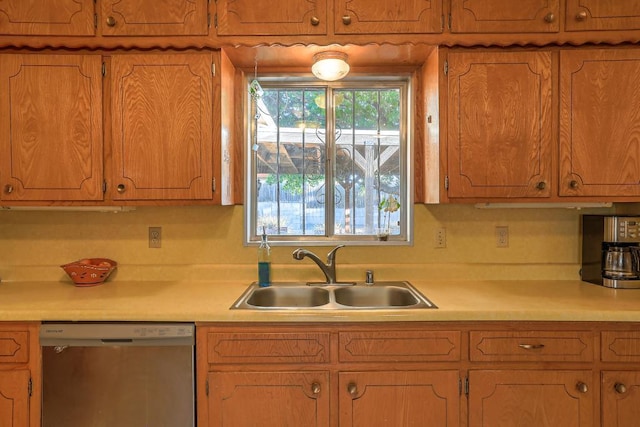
[{"x1": 257, "y1": 227, "x2": 271, "y2": 287}]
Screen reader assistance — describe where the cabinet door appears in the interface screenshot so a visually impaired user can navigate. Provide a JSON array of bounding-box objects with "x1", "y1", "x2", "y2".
[
  {"x1": 0, "y1": 0, "x2": 95, "y2": 35},
  {"x1": 559, "y1": 49, "x2": 640, "y2": 198},
  {"x1": 566, "y1": 0, "x2": 640, "y2": 31},
  {"x1": 0, "y1": 54, "x2": 104, "y2": 202},
  {"x1": 450, "y1": 0, "x2": 559, "y2": 33},
  {"x1": 0, "y1": 370, "x2": 30, "y2": 427},
  {"x1": 468, "y1": 370, "x2": 593, "y2": 427},
  {"x1": 335, "y1": 0, "x2": 442, "y2": 34},
  {"x1": 110, "y1": 53, "x2": 213, "y2": 201},
  {"x1": 100, "y1": 0, "x2": 208, "y2": 36},
  {"x1": 602, "y1": 371, "x2": 640, "y2": 427},
  {"x1": 208, "y1": 371, "x2": 329, "y2": 427},
  {"x1": 339, "y1": 370, "x2": 459, "y2": 427},
  {"x1": 446, "y1": 51, "x2": 552, "y2": 199},
  {"x1": 215, "y1": 0, "x2": 326, "y2": 36}
]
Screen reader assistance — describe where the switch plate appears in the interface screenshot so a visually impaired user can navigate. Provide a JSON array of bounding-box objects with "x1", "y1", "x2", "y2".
[
  {"x1": 149, "y1": 226, "x2": 162, "y2": 248},
  {"x1": 496, "y1": 226, "x2": 509, "y2": 248},
  {"x1": 435, "y1": 227, "x2": 446, "y2": 248}
]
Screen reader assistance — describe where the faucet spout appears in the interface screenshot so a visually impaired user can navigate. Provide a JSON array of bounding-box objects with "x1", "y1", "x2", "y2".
[{"x1": 292, "y1": 245, "x2": 345, "y2": 284}]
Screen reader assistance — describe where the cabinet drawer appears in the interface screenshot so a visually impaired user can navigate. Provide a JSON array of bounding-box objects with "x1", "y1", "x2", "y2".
[
  {"x1": 470, "y1": 331, "x2": 594, "y2": 362},
  {"x1": 0, "y1": 331, "x2": 29, "y2": 364},
  {"x1": 339, "y1": 331, "x2": 460, "y2": 362},
  {"x1": 207, "y1": 332, "x2": 330, "y2": 364},
  {"x1": 602, "y1": 331, "x2": 640, "y2": 362}
]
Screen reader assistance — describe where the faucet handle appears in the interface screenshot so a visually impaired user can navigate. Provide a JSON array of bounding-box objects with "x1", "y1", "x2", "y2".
[{"x1": 327, "y1": 244, "x2": 345, "y2": 261}]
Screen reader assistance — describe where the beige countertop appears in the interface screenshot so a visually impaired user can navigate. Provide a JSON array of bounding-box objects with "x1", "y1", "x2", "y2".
[{"x1": 1, "y1": 279, "x2": 640, "y2": 322}]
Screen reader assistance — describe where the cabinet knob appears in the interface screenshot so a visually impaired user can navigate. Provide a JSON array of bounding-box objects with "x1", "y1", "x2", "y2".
[
  {"x1": 4, "y1": 184, "x2": 13, "y2": 194},
  {"x1": 570, "y1": 180, "x2": 579, "y2": 189},
  {"x1": 311, "y1": 382, "x2": 321, "y2": 394},
  {"x1": 615, "y1": 383, "x2": 627, "y2": 394},
  {"x1": 347, "y1": 383, "x2": 357, "y2": 396},
  {"x1": 576, "y1": 11, "x2": 588, "y2": 21},
  {"x1": 117, "y1": 184, "x2": 126, "y2": 193},
  {"x1": 106, "y1": 16, "x2": 117, "y2": 27},
  {"x1": 536, "y1": 181, "x2": 546, "y2": 190},
  {"x1": 576, "y1": 382, "x2": 588, "y2": 393},
  {"x1": 519, "y1": 343, "x2": 545, "y2": 350},
  {"x1": 342, "y1": 15, "x2": 352, "y2": 25},
  {"x1": 310, "y1": 16, "x2": 320, "y2": 26},
  {"x1": 544, "y1": 12, "x2": 555, "y2": 23}
]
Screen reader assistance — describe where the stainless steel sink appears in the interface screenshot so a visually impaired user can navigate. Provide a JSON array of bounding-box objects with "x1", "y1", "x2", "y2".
[{"x1": 231, "y1": 281, "x2": 437, "y2": 310}]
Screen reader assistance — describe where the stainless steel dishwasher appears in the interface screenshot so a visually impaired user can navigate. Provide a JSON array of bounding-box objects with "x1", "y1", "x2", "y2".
[{"x1": 40, "y1": 322, "x2": 195, "y2": 427}]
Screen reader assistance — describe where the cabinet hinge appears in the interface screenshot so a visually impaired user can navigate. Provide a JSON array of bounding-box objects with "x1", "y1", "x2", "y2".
[
  {"x1": 207, "y1": 13, "x2": 211, "y2": 28},
  {"x1": 212, "y1": 62, "x2": 216, "y2": 77},
  {"x1": 445, "y1": 175, "x2": 449, "y2": 190},
  {"x1": 441, "y1": 14, "x2": 445, "y2": 31},
  {"x1": 103, "y1": 180, "x2": 107, "y2": 193},
  {"x1": 464, "y1": 377, "x2": 469, "y2": 396},
  {"x1": 102, "y1": 62, "x2": 106, "y2": 77},
  {"x1": 444, "y1": 60, "x2": 448, "y2": 76},
  {"x1": 206, "y1": 379, "x2": 209, "y2": 396},
  {"x1": 214, "y1": 13, "x2": 218, "y2": 28},
  {"x1": 28, "y1": 378, "x2": 32, "y2": 397},
  {"x1": 94, "y1": 13, "x2": 98, "y2": 29},
  {"x1": 448, "y1": 13, "x2": 452, "y2": 30},
  {"x1": 212, "y1": 178, "x2": 216, "y2": 192}
]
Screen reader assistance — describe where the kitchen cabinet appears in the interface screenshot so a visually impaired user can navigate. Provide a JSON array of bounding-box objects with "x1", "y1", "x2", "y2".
[
  {"x1": 334, "y1": 0, "x2": 443, "y2": 35},
  {"x1": 100, "y1": 0, "x2": 208, "y2": 36},
  {"x1": 450, "y1": 0, "x2": 559, "y2": 33},
  {"x1": 0, "y1": 53, "x2": 104, "y2": 202},
  {"x1": 215, "y1": 0, "x2": 326, "y2": 36},
  {"x1": 559, "y1": 48, "x2": 640, "y2": 198},
  {"x1": 445, "y1": 50, "x2": 553, "y2": 199},
  {"x1": 565, "y1": 0, "x2": 640, "y2": 32},
  {"x1": 602, "y1": 371, "x2": 640, "y2": 427},
  {"x1": 0, "y1": 0, "x2": 95, "y2": 36},
  {"x1": 0, "y1": 370, "x2": 30, "y2": 426},
  {"x1": 109, "y1": 52, "x2": 214, "y2": 201}
]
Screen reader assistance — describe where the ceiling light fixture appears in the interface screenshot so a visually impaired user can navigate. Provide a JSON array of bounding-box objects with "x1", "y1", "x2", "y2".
[{"x1": 311, "y1": 51, "x2": 350, "y2": 81}]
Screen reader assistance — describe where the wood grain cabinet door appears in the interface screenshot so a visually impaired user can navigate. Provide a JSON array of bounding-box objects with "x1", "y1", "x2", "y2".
[
  {"x1": 0, "y1": 54, "x2": 104, "y2": 202},
  {"x1": 446, "y1": 51, "x2": 553, "y2": 199},
  {"x1": 602, "y1": 371, "x2": 640, "y2": 427},
  {"x1": 0, "y1": 370, "x2": 30, "y2": 427},
  {"x1": 335, "y1": 0, "x2": 443, "y2": 34},
  {"x1": 559, "y1": 49, "x2": 640, "y2": 198},
  {"x1": 208, "y1": 371, "x2": 330, "y2": 427},
  {"x1": 100, "y1": 0, "x2": 208, "y2": 36},
  {"x1": 110, "y1": 53, "x2": 213, "y2": 201},
  {"x1": 566, "y1": 0, "x2": 640, "y2": 31},
  {"x1": 468, "y1": 370, "x2": 594, "y2": 427},
  {"x1": 339, "y1": 370, "x2": 460, "y2": 427},
  {"x1": 450, "y1": 0, "x2": 559, "y2": 33},
  {"x1": 215, "y1": 0, "x2": 326, "y2": 36},
  {"x1": 0, "y1": 0, "x2": 95, "y2": 35}
]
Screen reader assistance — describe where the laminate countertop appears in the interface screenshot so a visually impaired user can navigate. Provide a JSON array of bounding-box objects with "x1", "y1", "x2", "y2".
[{"x1": 1, "y1": 279, "x2": 639, "y2": 322}]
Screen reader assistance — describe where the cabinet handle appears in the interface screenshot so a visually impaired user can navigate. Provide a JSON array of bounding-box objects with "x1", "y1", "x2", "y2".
[
  {"x1": 576, "y1": 382, "x2": 588, "y2": 393},
  {"x1": 569, "y1": 180, "x2": 579, "y2": 189},
  {"x1": 544, "y1": 12, "x2": 555, "y2": 23},
  {"x1": 615, "y1": 383, "x2": 627, "y2": 394},
  {"x1": 342, "y1": 15, "x2": 352, "y2": 25},
  {"x1": 4, "y1": 184, "x2": 13, "y2": 194},
  {"x1": 311, "y1": 382, "x2": 321, "y2": 394},
  {"x1": 347, "y1": 383, "x2": 357, "y2": 396},
  {"x1": 310, "y1": 16, "x2": 320, "y2": 26},
  {"x1": 536, "y1": 181, "x2": 546, "y2": 190},
  {"x1": 576, "y1": 11, "x2": 588, "y2": 21},
  {"x1": 117, "y1": 184, "x2": 126, "y2": 193},
  {"x1": 519, "y1": 343, "x2": 545, "y2": 350},
  {"x1": 106, "y1": 16, "x2": 117, "y2": 27}
]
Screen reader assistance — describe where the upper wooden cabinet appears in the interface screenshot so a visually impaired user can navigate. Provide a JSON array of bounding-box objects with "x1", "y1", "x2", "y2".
[
  {"x1": 450, "y1": 0, "x2": 559, "y2": 33},
  {"x1": 100, "y1": 0, "x2": 208, "y2": 36},
  {"x1": 0, "y1": 0, "x2": 95, "y2": 36},
  {"x1": 110, "y1": 53, "x2": 214, "y2": 201},
  {"x1": 335, "y1": 0, "x2": 443, "y2": 34},
  {"x1": 215, "y1": 0, "x2": 326, "y2": 36},
  {"x1": 445, "y1": 50, "x2": 553, "y2": 199},
  {"x1": 0, "y1": 54, "x2": 104, "y2": 202},
  {"x1": 565, "y1": 0, "x2": 640, "y2": 31},
  {"x1": 559, "y1": 48, "x2": 640, "y2": 198}
]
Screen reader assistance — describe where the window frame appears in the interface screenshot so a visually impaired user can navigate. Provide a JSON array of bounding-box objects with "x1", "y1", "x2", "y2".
[{"x1": 244, "y1": 75, "x2": 414, "y2": 246}]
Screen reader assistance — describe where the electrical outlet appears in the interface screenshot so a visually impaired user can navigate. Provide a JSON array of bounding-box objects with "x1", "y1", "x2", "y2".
[
  {"x1": 435, "y1": 227, "x2": 447, "y2": 248},
  {"x1": 496, "y1": 226, "x2": 509, "y2": 248},
  {"x1": 149, "y1": 226, "x2": 162, "y2": 248}
]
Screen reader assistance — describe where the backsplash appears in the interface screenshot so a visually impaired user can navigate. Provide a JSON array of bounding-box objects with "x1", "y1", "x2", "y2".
[{"x1": 0, "y1": 203, "x2": 627, "y2": 283}]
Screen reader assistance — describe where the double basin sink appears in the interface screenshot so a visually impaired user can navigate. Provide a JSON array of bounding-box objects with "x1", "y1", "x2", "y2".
[{"x1": 231, "y1": 281, "x2": 437, "y2": 310}]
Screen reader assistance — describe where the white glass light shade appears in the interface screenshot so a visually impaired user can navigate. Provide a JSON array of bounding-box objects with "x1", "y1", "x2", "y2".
[{"x1": 311, "y1": 51, "x2": 350, "y2": 81}]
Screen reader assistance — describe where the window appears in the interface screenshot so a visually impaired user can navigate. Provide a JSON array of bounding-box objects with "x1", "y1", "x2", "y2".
[{"x1": 245, "y1": 77, "x2": 412, "y2": 245}]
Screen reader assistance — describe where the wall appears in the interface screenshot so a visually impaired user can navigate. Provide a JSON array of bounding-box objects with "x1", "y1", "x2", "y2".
[{"x1": 1, "y1": 203, "x2": 628, "y2": 284}]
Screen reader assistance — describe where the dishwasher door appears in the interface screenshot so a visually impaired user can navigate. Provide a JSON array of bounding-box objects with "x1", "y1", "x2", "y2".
[{"x1": 40, "y1": 322, "x2": 195, "y2": 427}]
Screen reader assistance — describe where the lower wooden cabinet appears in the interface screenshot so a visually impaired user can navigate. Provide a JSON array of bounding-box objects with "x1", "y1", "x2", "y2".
[
  {"x1": 0, "y1": 370, "x2": 31, "y2": 426},
  {"x1": 602, "y1": 371, "x2": 640, "y2": 427}
]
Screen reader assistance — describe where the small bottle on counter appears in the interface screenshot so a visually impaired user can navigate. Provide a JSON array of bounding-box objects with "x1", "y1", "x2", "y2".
[{"x1": 257, "y1": 227, "x2": 271, "y2": 287}]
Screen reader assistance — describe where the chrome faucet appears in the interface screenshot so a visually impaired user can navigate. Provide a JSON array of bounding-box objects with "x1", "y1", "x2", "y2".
[{"x1": 292, "y1": 245, "x2": 345, "y2": 284}]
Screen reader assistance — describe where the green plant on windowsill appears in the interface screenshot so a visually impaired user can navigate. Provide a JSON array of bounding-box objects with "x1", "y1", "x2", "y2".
[{"x1": 377, "y1": 195, "x2": 400, "y2": 241}]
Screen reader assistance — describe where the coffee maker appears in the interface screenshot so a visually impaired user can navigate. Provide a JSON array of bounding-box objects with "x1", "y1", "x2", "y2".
[{"x1": 581, "y1": 215, "x2": 640, "y2": 288}]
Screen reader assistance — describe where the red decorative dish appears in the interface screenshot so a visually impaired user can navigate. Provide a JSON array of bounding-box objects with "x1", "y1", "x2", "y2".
[{"x1": 61, "y1": 258, "x2": 117, "y2": 286}]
